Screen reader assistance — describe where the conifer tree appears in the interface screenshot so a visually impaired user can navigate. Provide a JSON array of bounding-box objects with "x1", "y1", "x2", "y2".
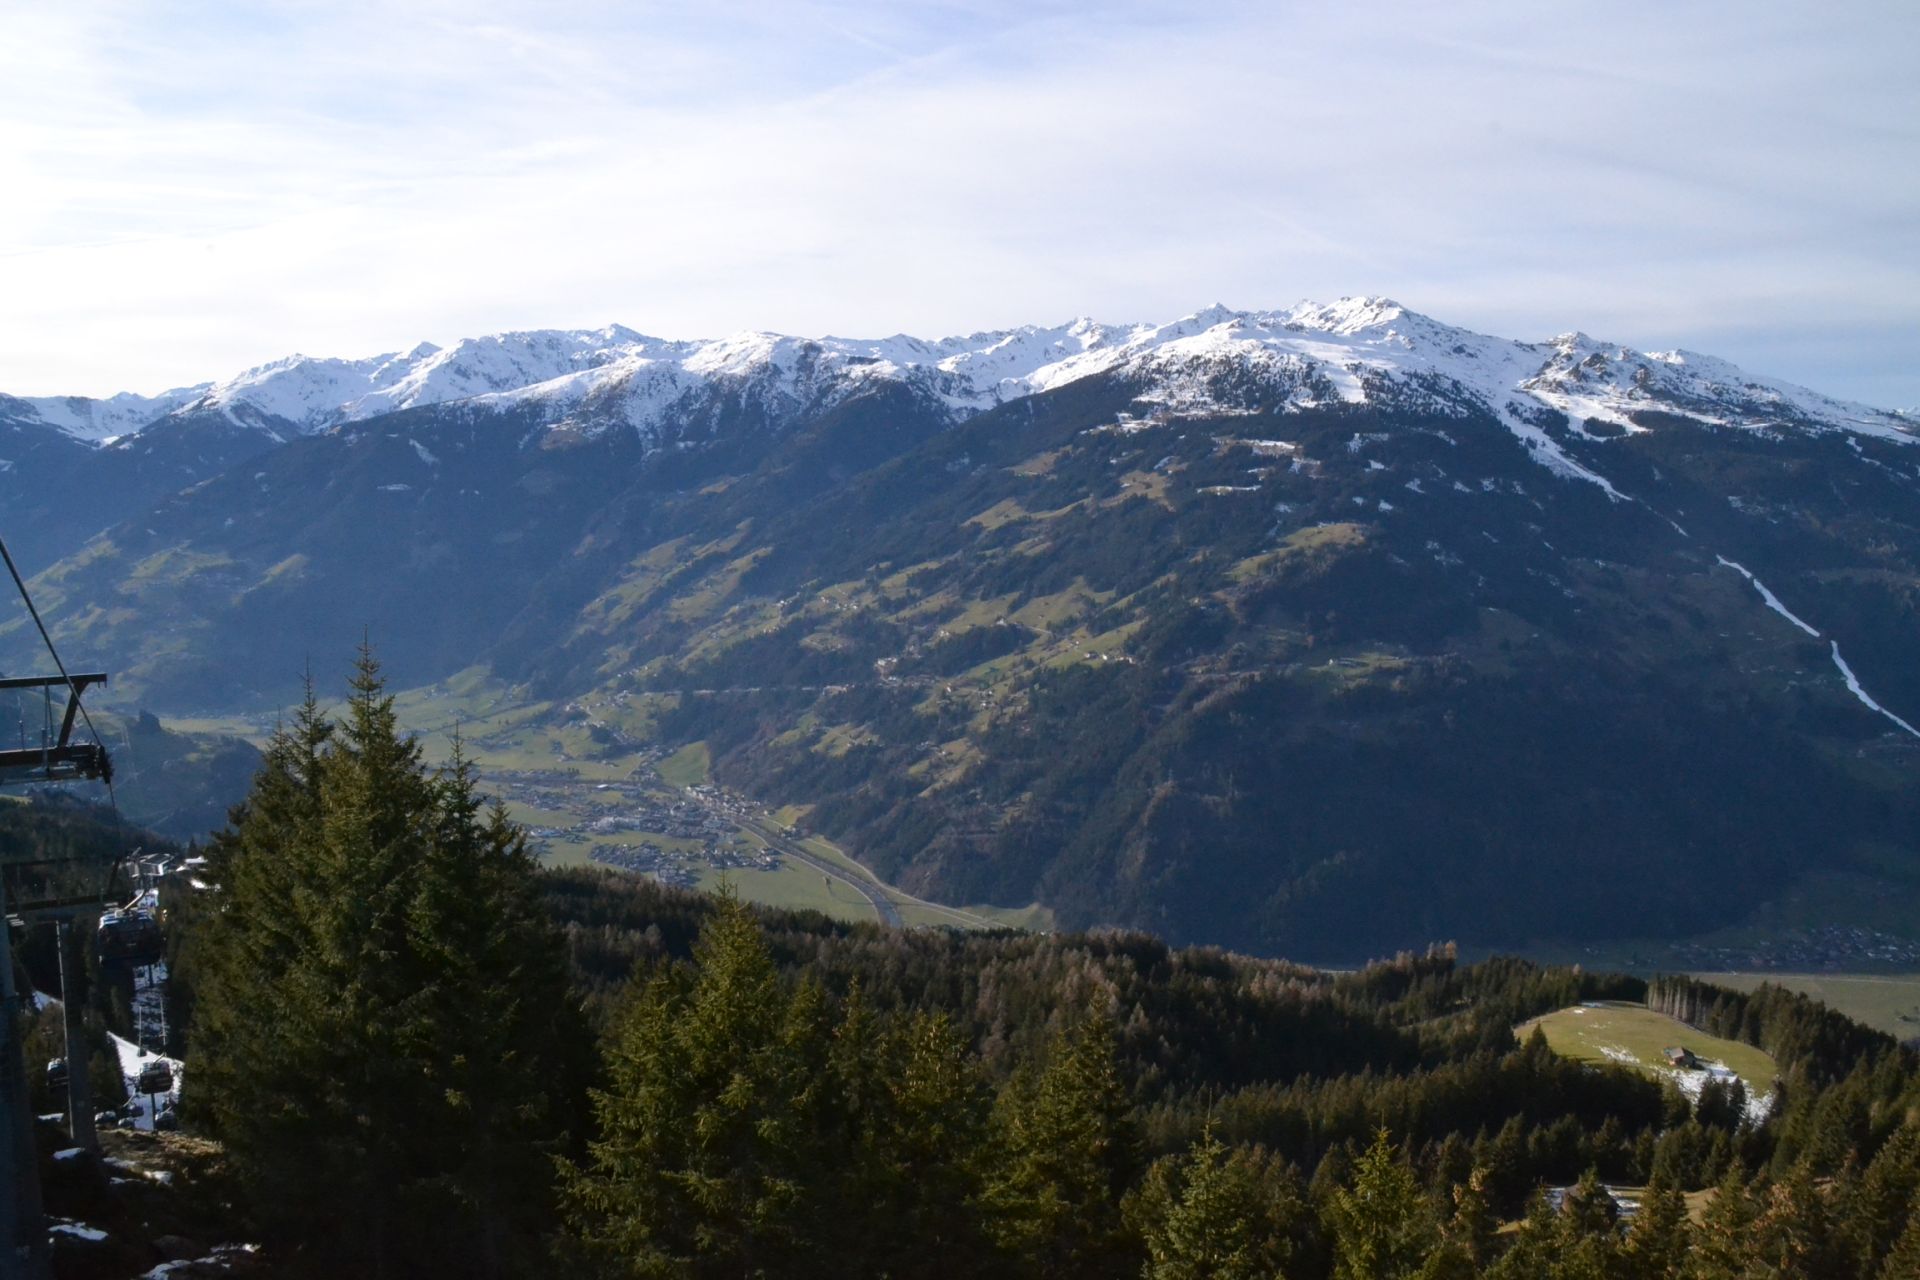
[
  {"x1": 1552, "y1": 1168, "x2": 1626, "y2": 1280},
  {"x1": 819, "y1": 999, "x2": 995, "y2": 1276},
  {"x1": 1878, "y1": 1203, "x2": 1920, "y2": 1280},
  {"x1": 1853, "y1": 1121, "x2": 1920, "y2": 1275},
  {"x1": 1134, "y1": 1123, "x2": 1297, "y2": 1280},
  {"x1": 1485, "y1": 1191, "x2": 1560, "y2": 1280},
  {"x1": 562, "y1": 888, "x2": 834, "y2": 1276},
  {"x1": 182, "y1": 652, "x2": 586, "y2": 1278},
  {"x1": 981, "y1": 1003, "x2": 1140, "y2": 1278},
  {"x1": 1687, "y1": 1161, "x2": 1758, "y2": 1280},
  {"x1": 867, "y1": 1010, "x2": 996, "y2": 1273},
  {"x1": 1443, "y1": 1167, "x2": 1497, "y2": 1271},
  {"x1": 1623, "y1": 1174, "x2": 1691, "y2": 1280},
  {"x1": 1749, "y1": 1163, "x2": 1846, "y2": 1279},
  {"x1": 1327, "y1": 1128, "x2": 1439, "y2": 1280},
  {"x1": 1561, "y1": 1167, "x2": 1620, "y2": 1240}
]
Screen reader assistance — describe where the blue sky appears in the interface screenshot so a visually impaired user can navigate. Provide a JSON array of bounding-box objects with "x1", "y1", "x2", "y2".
[{"x1": 3, "y1": 1, "x2": 1916, "y2": 407}]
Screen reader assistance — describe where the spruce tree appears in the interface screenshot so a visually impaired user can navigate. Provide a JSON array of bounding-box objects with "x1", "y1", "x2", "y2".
[
  {"x1": 855, "y1": 1009, "x2": 995, "y2": 1275},
  {"x1": 1687, "y1": 1162, "x2": 1758, "y2": 1280},
  {"x1": 1853, "y1": 1121, "x2": 1920, "y2": 1275},
  {"x1": 1135, "y1": 1124, "x2": 1296, "y2": 1280},
  {"x1": 1749, "y1": 1163, "x2": 1846, "y2": 1279},
  {"x1": 1878, "y1": 1203, "x2": 1920, "y2": 1280},
  {"x1": 1443, "y1": 1167, "x2": 1497, "y2": 1271},
  {"x1": 1623, "y1": 1174, "x2": 1690, "y2": 1280},
  {"x1": 1485, "y1": 1191, "x2": 1560, "y2": 1280},
  {"x1": 981, "y1": 1003, "x2": 1140, "y2": 1278},
  {"x1": 1543, "y1": 1168, "x2": 1627, "y2": 1280},
  {"x1": 1327, "y1": 1128, "x2": 1439, "y2": 1280},
  {"x1": 181, "y1": 652, "x2": 586, "y2": 1277},
  {"x1": 562, "y1": 888, "x2": 833, "y2": 1276}
]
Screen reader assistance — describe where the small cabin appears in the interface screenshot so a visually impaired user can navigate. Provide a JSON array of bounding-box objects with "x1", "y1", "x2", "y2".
[{"x1": 1664, "y1": 1046, "x2": 1698, "y2": 1069}]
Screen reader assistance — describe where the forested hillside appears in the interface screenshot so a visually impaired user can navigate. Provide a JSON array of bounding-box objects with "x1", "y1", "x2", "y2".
[
  {"x1": 13, "y1": 671, "x2": 1920, "y2": 1277},
  {"x1": 7, "y1": 305, "x2": 1919, "y2": 957}
]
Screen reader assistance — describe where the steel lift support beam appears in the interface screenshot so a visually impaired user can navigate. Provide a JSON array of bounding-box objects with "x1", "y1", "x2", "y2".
[{"x1": 0, "y1": 674, "x2": 110, "y2": 787}]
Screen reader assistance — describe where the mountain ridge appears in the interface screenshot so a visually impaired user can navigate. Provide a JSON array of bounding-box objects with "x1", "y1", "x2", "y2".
[
  {"x1": 5, "y1": 299, "x2": 1910, "y2": 458},
  {"x1": 4, "y1": 298, "x2": 1917, "y2": 958}
]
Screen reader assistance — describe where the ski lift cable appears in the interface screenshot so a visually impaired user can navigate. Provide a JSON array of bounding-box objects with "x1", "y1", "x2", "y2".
[{"x1": 0, "y1": 531, "x2": 117, "y2": 809}]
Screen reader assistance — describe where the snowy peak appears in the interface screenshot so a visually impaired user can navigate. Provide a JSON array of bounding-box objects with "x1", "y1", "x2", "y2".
[
  {"x1": 6, "y1": 304, "x2": 1910, "y2": 470},
  {"x1": 0, "y1": 385, "x2": 209, "y2": 445},
  {"x1": 183, "y1": 325, "x2": 667, "y2": 431},
  {"x1": 1280, "y1": 295, "x2": 1412, "y2": 335}
]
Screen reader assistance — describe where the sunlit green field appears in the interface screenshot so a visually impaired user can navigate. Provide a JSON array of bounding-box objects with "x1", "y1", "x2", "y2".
[{"x1": 1518, "y1": 1002, "x2": 1778, "y2": 1096}]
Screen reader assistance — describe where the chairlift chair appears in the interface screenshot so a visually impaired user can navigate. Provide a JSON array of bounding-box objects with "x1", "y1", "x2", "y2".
[{"x1": 135, "y1": 1060, "x2": 173, "y2": 1095}]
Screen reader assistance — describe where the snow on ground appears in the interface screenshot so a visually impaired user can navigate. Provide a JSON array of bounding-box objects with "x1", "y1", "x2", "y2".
[
  {"x1": 109, "y1": 1031, "x2": 182, "y2": 1131},
  {"x1": 1600, "y1": 1042, "x2": 1778, "y2": 1125},
  {"x1": 48, "y1": 1219, "x2": 108, "y2": 1242},
  {"x1": 137, "y1": 1243, "x2": 261, "y2": 1278},
  {"x1": 3, "y1": 385, "x2": 207, "y2": 444},
  {"x1": 12, "y1": 302, "x2": 1911, "y2": 495},
  {"x1": 1715, "y1": 558, "x2": 1822, "y2": 637},
  {"x1": 1830, "y1": 643, "x2": 1920, "y2": 739},
  {"x1": 1714, "y1": 557, "x2": 1918, "y2": 737},
  {"x1": 110, "y1": 959, "x2": 181, "y2": 1131}
]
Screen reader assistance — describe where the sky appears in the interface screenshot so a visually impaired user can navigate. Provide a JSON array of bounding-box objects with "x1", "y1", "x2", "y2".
[{"x1": 3, "y1": 1, "x2": 1916, "y2": 407}]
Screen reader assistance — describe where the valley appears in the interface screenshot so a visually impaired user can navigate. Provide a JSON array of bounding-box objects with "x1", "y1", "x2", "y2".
[
  {"x1": 7, "y1": 299, "x2": 1918, "y2": 961},
  {"x1": 167, "y1": 669, "x2": 1043, "y2": 932}
]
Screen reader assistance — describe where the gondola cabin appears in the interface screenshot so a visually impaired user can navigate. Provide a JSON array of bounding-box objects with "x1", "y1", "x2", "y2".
[{"x1": 96, "y1": 908, "x2": 163, "y2": 965}]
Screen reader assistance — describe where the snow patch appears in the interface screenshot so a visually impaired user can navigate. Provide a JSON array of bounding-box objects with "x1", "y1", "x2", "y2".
[
  {"x1": 49, "y1": 1220, "x2": 108, "y2": 1242},
  {"x1": 1830, "y1": 644, "x2": 1920, "y2": 738},
  {"x1": 110, "y1": 1028, "x2": 183, "y2": 1131},
  {"x1": 1714, "y1": 558, "x2": 1821, "y2": 637}
]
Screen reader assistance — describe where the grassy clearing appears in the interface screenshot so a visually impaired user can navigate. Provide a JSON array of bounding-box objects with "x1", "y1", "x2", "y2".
[
  {"x1": 1518, "y1": 1002, "x2": 1778, "y2": 1096},
  {"x1": 1106, "y1": 470, "x2": 1173, "y2": 509},
  {"x1": 1690, "y1": 973, "x2": 1920, "y2": 1041},
  {"x1": 689, "y1": 862, "x2": 874, "y2": 924},
  {"x1": 890, "y1": 898, "x2": 1046, "y2": 932},
  {"x1": 657, "y1": 741, "x2": 711, "y2": 787},
  {"x1": 959, "y1": 901, "x2": 1057, "y2": 932}
]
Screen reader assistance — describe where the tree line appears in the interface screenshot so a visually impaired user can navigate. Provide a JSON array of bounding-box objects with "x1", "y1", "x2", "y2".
[{"x1": 155, "y1": 653, "x2": 1920, "y2": 1277}]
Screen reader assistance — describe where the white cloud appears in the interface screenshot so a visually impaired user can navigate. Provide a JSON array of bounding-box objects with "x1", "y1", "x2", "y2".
[{"x1": 2, "y1": 1, "x2": 1916, "y2": 405}]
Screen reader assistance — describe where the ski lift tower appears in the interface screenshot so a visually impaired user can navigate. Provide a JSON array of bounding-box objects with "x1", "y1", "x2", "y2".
[
  {"x1": 1, "y1": 677, "x2": 116, "y2": 1280},
  {"x1": 1, "y1": 532, "x2": 117, "y2": 1280}
]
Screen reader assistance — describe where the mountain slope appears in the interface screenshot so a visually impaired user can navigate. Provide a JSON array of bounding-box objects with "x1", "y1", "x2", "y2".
[{"x1": 5, "y1": 301, "x2": 1917, "y2": 958}]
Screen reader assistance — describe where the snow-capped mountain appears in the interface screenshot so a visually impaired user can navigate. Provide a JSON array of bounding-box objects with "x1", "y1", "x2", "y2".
[
  {"x1": 6, "y1": 300, "x2": 1910, "y2": 477},
  {"x1": 0, "y1": 385, "x2": 209, "y2": 445},
  {"x1": 8, "y1": 295, "x2": 1920, "y2": 960}
]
